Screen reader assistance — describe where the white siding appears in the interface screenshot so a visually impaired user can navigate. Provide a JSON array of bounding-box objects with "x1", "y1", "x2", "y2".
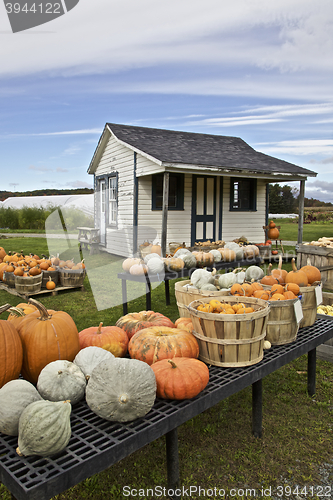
[
  {"x1": 94, "y1": 135, "x2": 135, "y2": 257},
  {"x1": 221, "y1": 178, "x2": 267, "y2": 243},
  {"x1": 137, "y1": 174, "x2": 192, "y2": 251}
]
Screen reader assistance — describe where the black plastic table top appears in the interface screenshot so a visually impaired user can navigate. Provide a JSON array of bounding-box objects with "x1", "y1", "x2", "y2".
[{"x1": 0, "y1": 316, "x2": 332, "y2": 500}]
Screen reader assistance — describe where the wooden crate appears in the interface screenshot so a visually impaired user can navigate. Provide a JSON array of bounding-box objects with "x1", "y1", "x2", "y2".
[
  {"x1": 317, "y1": 291, "x2": 333, "y2": 363},
  {"x1": 296, "y1": 244, "x2": 333, "y2": 290}
]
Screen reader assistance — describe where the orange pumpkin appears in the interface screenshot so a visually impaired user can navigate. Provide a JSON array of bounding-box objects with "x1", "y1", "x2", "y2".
[
  {"x1": 270, "y1": 284, "x2": 284, "y2": 296},
  {"x1": 267, "y1": 227, "x2": 280, "y2": 240},
  {"x1": 0, "y1": 304, "x2": 23, "y2": 388},
  {"x1": 260, "y1": 264, "x2": 279, "y2": 286},
  {"x1": 300, "y1": 259, "x2": 321, "y2": 285},
  {"x1": 78, "y1": 322, "x2": 128, "y2": 358},
  {"x1": 151, "y1": 357, "x2": 209, "y2": 400},
  {"x1": 283, "y1": 290, "x2": 296, "y2": 300},
  {"x1": 115, "y1": 311, "x2": 174, "y2": 340},
  {"x1": 271, "y1": 255, "x2": 287, "y2": 285},
  {"x1": 230, "y1": 283, "x2": 245, "y2": 296},
  {"x1": 270, "y1": 293, "x2": 285, "y2": 301},
  {"x1": 175, "y1": 318, "x2": 194, "y2": 333},
  {"x1": 128, "y1": 326, "x2": 199, "y2": 365},
  {"x1": 46, "y1": 276, "x2": 56, "y2": 290},
  {"x1": 16, "y1": 299, "x2": 80, "y2": 384},
  {"x1": 285, "y1": 258, "x2": 308, "y2": 288},
  {"x1": 284, "y1": 282, "x2": 300, "y2": 296}
]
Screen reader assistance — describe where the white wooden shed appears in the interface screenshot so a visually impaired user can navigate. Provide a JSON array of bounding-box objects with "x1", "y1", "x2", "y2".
[{"x1": 87, "y1": 123, "x2": 317, "y2": 257}]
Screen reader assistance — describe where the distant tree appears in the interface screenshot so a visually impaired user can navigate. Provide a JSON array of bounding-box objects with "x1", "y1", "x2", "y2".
[{"x1": 268, "y1": 184, "x2": 298, "y2": 213}]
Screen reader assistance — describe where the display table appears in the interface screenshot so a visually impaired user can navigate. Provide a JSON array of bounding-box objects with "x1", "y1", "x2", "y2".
[
  {"x1": 1, "y1": 317, "x2": 332, "y2": 500},
  {"x1": 77, "y1": 227, "x2": 100, "y2": 255},
  {"x1": 118, "y1": 256, "x2": 262, "y2": 315}
]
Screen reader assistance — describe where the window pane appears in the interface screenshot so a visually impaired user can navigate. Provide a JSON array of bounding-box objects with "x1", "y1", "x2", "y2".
[{"x1": 108, "y1": 176, "x2": 117, "y2": 224}]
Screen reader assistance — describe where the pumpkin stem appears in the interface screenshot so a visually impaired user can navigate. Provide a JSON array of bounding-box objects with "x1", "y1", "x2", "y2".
[
  {"x1": 28, "y1": 298, "x2": 51, "y2": 320},
  {"x1": 291, "y1": 258, "x2": 297, "y2": 273},
  {"x1": 119, "y1": 394, "x2": 128, "y2": 404},
  {"x1": 0, "y1": 303, "x2": 13, "y2": 315},
  {"x1": 168, "y1": 359, "x2": 178, "y2": 369},
  {"x1": 8, "y1": 306, "x2": 26, "y2": 317},
  {"x1": 97, "y1": 322, "x2": 103, "y2": 333}
]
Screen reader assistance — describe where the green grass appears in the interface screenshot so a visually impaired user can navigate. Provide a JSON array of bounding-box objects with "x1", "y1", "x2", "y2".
[
  {"x1": 0, "y1": 232, "x2": 332, "y2": 500},
  {"x1": 274, "y1": 218, "x2": 333, "y2": 242}
]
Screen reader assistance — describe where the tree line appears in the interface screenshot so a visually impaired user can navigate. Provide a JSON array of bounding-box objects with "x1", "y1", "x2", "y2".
[
  {"x1": 0, "y1": 188, "x2": 93, "y2": 202},
  {"x1": 268, "y1": 184, "x2": 333, "y2": 214}
]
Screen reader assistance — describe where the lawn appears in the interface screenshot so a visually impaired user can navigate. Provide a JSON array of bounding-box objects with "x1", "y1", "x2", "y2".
[{"x1": 0, "y1": 229, "x2": 332, "y2": 500}]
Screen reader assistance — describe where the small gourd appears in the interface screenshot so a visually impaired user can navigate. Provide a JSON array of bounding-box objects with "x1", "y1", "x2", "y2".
[
  {"x1": 16, "y1": 399, "x2": 72, "y2": 457},
  {"x1": 46, "y1": 276, "x2": 56, "y2": 290},
  {"x1": 0, "y1": 379, "x2": 42, "y2": 436},
  {"x1": 85, "y1": 358, "x2": 156, "y2": 422},
  {"x1": 37, "y1": 360, "x2": 86, "y2": 405},
  {"x1": 73, "y1": 346, "x2": 115, "y2": 380}
]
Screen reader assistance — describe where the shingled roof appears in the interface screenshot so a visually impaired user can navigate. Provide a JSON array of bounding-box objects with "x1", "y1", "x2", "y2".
[{"x1": 91, "y1": 123, "x2": 317, "y2": 178}]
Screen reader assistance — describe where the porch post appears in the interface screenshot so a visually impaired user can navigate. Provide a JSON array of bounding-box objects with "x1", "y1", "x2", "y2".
[
  {"x1": 133, "y1": 152, "x2": 138, "y2": 255},
  {"x1": 161, "y1": 172, "x2": 169, "y2": 257},
  {"x1": 298, "y1": 180, "x2": 305, "y2": 245}
]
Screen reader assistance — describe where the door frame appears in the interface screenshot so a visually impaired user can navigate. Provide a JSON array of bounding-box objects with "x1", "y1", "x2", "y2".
[
  {"x1": 191, "y1": 175, "x2": 217, "y2": 245},
  {"x1": 95, "y1": 175, "x2": 107, "y2": 246}
]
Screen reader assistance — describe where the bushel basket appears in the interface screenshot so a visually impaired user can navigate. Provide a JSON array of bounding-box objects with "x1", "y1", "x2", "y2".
[
  {"x1": 187, "y1": 296, "x2": 270, "y2": 367},
  {"x1": 15, "y1": 274, "x2": 42, "y2": 294},
  {"x1": 58, "y1": 268, "x2": 86, "y2": 287},
  {"x1": 175, "y1": 280, "x2": 229, "y2": 318}
]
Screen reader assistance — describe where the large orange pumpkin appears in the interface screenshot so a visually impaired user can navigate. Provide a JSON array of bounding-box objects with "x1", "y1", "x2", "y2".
[
  {"x1": 0, "y1": 304, "x2": 23, "y2": 388},
  {"x1": 128, "y1": 326, "x2": 199, "y2": 365},
  {"x1": 300, "y1": 259, "x2": 321, "y2": 285},
  {"x1": 16, "y1": 299, "x2": 80, "y2": 384},
  {"x1": 285, "y1": 258, "x2": 308, "y2": 288},
  {"x1": 78, "y1": 322, "x2": 128, "y2": 357},
  {"x1": 115, "y1": 311, "x2": 174, "y2": 340},
  {"x1": 151, "y1": 357, "x2": 209, "y2": 400}
]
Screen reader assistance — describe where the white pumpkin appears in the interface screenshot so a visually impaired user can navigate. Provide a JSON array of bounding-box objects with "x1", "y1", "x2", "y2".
[
  {"x1": 190, "y1": 269, "x2": 215, "y2": 289},
  {"x1": 16, "y1": 400, "x2": 72, "y2": 457},
  {"x1": 209, "y1": 249, "x2": 222, "y2": 262},
  {"x1": 200, "y1": 283, "x2": 218, "y2": 291},
  {"x1": 0, "y1": 379, "x2": 42, "y2": 436},
  {"x1": 144, "y1": 253, "x2": 162, "y2": 264},
  {"x1": 147, "y1": 257, "x2": 165, "y2": 275},
  {"x1": 235, "y1": 270, "x2": 246, "y2": 284},
  {"x1": 37, "y1": 360, "x2": 87, "y2": 405},
  {"x1": 245, "y1": 265, "x2": 265, "y2": 282},
  {"x1": 218, "y1": 272, "x2": 237, "y2": 289},
  {"x1": 85, "y1": 358, "x2": 156, "y2": 423},
  {"x1": 73, "y1": 346, "x2": 115, "y2": 380},
  {"x1": 173, "y1": 248, "x2": 192, "y2": 258},
  {"x1": 179, "y1": 252, "x2": 197, "y2": 269}
]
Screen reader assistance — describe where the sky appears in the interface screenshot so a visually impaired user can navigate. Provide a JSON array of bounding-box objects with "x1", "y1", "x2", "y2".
[{"x1": 1, "y1": 0, "x2": 333, "y2": 201}]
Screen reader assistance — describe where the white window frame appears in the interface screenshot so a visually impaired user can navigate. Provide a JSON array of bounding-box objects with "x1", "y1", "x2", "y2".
[{"x1": 108, "y1": 175, "x2": 118, "y2": 226}]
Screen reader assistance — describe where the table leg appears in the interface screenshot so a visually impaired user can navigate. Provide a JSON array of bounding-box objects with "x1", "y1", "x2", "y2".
[
  {"x1": 121, "y1": 279, "x2": 128, "y2": 315},
  {"x1": 145, "y1": 277, "x2": 152, "y2": 310},
  {"x1": 166, "y1": 428, "x2": 181, "y2": 499},
  {"x1": 252, "y1": 379, "x2": 263, "y2": 438},
  {"x1": 165, "y1": 279, "x2": 170, "y2": 305},
  {"x1": 307, "y1": 348, "x2": 316, "y2": 396}
]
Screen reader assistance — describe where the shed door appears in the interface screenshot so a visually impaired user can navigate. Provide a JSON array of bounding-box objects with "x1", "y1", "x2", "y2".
[
  {"x1": 191, "y1": 175, "x2": 216, "y2": 245},
  {"x1": 97, "y1": 178, "x2": 106, "y2": 246}
]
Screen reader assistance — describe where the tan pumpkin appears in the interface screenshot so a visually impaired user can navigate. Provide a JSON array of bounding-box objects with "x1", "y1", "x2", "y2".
[
  {"x1": 217, "y1": 247, "x2": 236, "y2": 262},
  {"x1": 129, "y1": 263, "x2": 148, "y2": 275},
  {"x1": 193, "y1": 251, "x2": 214, "y2": 267},
  {"x1": 163, "y1": 257, "x2": 185, "y2": 272},
  {"x1": 122, "y1": 257, "x2": 142, "y2": 273}
]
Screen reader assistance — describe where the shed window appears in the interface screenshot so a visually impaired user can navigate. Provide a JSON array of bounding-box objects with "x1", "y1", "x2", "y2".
[
  {"x1": 152, "y1": 173, "x2": 184, "y2": 210},
  {"x1": 108, "y1": 175, "x2": 118, "y2": 225},
  {"x1": 230, "y1": 178, "x2": 257, "y2": 211}
]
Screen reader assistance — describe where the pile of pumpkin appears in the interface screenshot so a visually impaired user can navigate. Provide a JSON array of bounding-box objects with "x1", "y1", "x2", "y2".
[
  {"x1": 0, "y1": 246, "x2": 85, "y2": 290},
  {"x1": 0, "y1": 300, "x2": 208, "y2": 458},
  {"x1": 196, "y1": 299, "x2": 257, "y2": 314},
  {"x1": 122, "y1": 240, "x2": 261, "y2": 277}
]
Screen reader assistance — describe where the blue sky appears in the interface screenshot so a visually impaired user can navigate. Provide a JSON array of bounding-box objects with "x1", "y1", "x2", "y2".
[{"x1": 1, "y1": 0, "x2": 333, "y2": 201}]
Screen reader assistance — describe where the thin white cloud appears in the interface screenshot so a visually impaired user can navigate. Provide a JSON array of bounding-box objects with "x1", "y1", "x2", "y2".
[
  {"x1": 28, "y1": 165, "x2": 52, "y2": 172},
  {"x1": 255, "y1": 139, "x2": 333, "y2": 156}
]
